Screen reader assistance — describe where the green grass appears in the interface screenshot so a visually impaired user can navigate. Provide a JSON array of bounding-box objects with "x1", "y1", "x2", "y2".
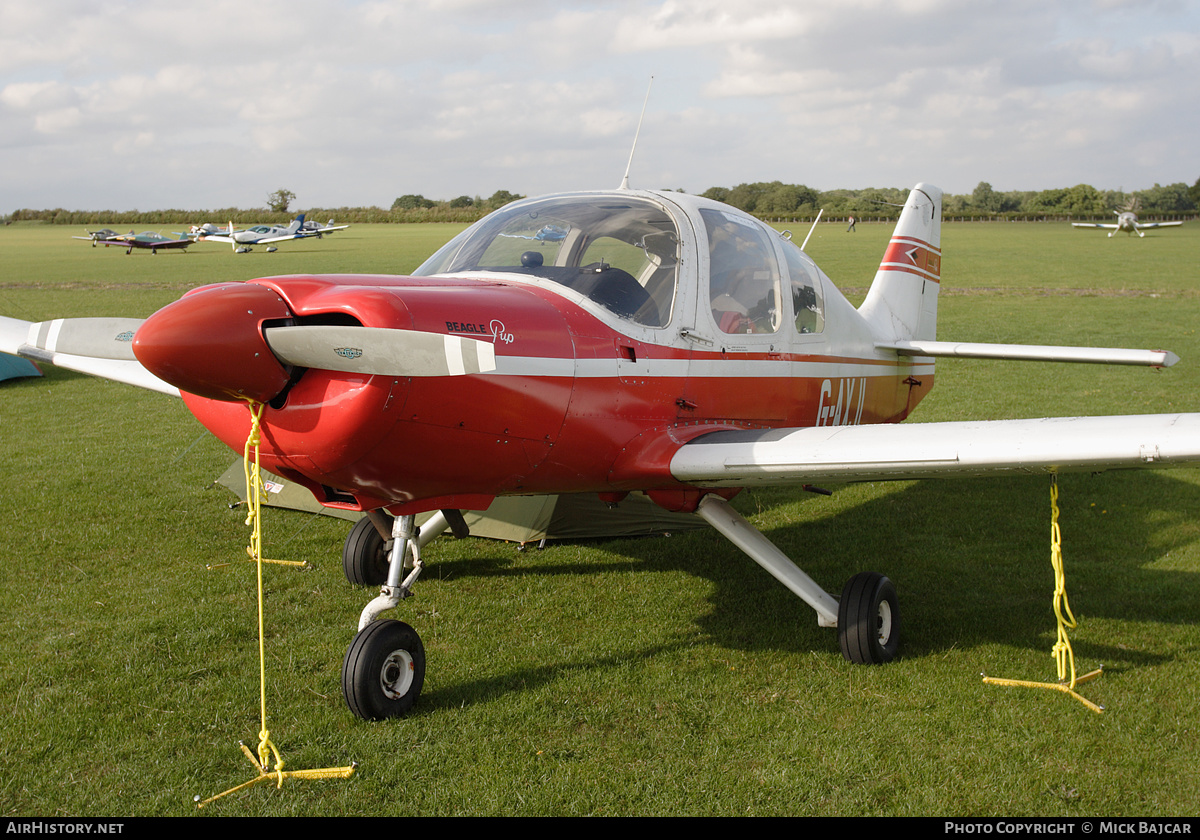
[{"x1": 1, "y1": 220, "x2": 1199, "y2": 816}]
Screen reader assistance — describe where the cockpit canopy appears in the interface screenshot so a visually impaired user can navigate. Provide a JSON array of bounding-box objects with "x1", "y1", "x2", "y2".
[{"x1": 414, "y1": 194, "x2": 681, "y2": 327}]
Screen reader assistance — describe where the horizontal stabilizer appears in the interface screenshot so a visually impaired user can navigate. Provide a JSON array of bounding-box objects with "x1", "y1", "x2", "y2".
[{"x1": 879, "y1": 340, "x2": 1178, "y2": 368}]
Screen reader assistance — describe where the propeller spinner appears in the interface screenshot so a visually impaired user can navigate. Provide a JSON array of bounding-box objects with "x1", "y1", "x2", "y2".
[{"x1": 132, "y1": 283, "x2": 293, "y2": 403}]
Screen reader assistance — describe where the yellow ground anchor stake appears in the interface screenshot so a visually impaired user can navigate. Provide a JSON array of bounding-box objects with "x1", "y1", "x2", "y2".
[
  {"x1": 196, "y1": 401, "x2": 356, "y2": 809},
  {"x1": 982, "y1": 475, "x2": 1104, "y2": 713}
]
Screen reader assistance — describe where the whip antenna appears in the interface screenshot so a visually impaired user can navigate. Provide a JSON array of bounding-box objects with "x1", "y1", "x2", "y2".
[
  {"x1": 619, "y1": 77, "x2": 654, "y2": 190},
  {"x1": 800, "y1": 208, "x2": 824, "y2": 252}
]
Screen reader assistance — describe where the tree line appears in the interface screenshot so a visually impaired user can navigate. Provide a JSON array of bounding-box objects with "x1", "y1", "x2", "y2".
[
  {"x1": 6, "y1": 188, "x2": 528, "y2": 227},
  {"x1": 701, "y1": 179, "x2": 1200, "y2": 221},
  {"x1": 8, "y1": 179, "x2": 1198, "y2": 226}
]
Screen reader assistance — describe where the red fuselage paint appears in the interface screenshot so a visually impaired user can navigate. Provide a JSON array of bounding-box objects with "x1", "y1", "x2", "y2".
[{"x1": 142, "y1": 274, "x2": 932, "y2": 515}]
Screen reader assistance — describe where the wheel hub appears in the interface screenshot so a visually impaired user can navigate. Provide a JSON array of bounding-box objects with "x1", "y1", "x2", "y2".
[
  {"x1": 876, "y1": 600, "x2": 894, "y2": 644},
  {"x1": 380, "y1": 650, "x2": 415, "y2": 699}
]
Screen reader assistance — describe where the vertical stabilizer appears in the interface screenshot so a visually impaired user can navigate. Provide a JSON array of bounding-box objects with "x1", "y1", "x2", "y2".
[{"x1": 858, "y1": 184, "x2": 942, "y2": 342}]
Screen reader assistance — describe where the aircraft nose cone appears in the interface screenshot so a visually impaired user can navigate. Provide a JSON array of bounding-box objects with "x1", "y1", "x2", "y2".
[{"x1": 133, "y1": 282, "x2": 294, "y2": 402}]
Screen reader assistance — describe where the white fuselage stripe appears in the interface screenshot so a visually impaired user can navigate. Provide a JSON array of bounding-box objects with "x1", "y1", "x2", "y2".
[{"x1": 489, "y1": 356, "x2": 934, "y2": 379}]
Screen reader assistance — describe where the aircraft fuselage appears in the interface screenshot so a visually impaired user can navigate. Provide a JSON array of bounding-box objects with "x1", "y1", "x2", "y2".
[{"x1": 173, "y1": 271, "x2": 932, "y2": 514}]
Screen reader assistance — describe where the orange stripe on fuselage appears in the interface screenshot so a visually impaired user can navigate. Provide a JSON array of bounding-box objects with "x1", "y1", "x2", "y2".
[{"x1": 880, "y1": 236, "x2": 941, "y2": 282}]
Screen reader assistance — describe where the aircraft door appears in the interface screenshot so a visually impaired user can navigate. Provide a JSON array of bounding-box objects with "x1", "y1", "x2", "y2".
[{"x1": 677, "y1": 208, "x2": 787, "y2": 423}]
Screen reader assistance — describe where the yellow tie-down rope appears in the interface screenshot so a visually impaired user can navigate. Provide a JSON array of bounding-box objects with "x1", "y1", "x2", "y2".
[
  {"x1": 197, "y1": 401, "x2": 356, "y2": 808},
  {"x1": 982, "y1": 475, "x2": 1104, "y2": 713}
]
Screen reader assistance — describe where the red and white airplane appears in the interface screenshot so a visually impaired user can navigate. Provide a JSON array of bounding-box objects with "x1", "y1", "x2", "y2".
[{"x1": 4, "y1": 183, "x2": 1200, "y2": 720}]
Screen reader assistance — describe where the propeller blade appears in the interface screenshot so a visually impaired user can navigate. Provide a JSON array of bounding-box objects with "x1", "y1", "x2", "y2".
[
  {"x1": 263, "y1": 325, "x2": 497, "y2": 377},
  {"x1": 22, "y1": 318, "x2": 144, "y2": 361}
]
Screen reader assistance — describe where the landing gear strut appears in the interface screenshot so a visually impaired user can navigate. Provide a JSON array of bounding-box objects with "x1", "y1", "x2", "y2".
[
  {"x1": 341, "y1": 510, "x2": 462, "y2": 720},
  {"x1": 342, "y1": 513, "x2": 427, "y2": 719},
  {"x1": 695, "y1": 494, "x2": 900, "y2": 664}
]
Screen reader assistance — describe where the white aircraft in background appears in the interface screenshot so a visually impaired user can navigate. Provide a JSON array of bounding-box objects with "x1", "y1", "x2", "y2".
[
  {"x1": 301, "y1": 218, "x2": 350, "y2": 236},
  {"x1": 195, "y1": 214, "x2": 320, "y2": 253},
  {"x1": 1073, "y1": 211, "x2": 1184, "y2": 238}
]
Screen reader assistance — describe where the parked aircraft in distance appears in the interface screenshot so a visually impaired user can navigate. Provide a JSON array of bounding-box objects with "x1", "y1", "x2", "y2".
[
  {"x1": 301, "y1": 218, "x2": 350, "y2": 236},
  {"x1": 1073, "y1": 211, "x2": 1184, "y2": 238},
  {"x1": 72, "y1": 228, "x2": 122, "y2": 246},
  {"x1": 73, "y1": 230, "x2": 194, "y2": 254},
  {"x1": 195, "y1": 214, "x2": 320, "y2": 253}
]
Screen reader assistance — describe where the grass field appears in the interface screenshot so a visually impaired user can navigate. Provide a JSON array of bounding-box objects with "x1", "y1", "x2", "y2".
[{"x1": 1, "y1": 219, "x2": 1199, "y2": 816}]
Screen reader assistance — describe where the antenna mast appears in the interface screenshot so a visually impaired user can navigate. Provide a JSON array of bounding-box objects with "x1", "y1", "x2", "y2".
[
  {"x1": 619, "y1": 77, "x2": 654, "y2": 190},
  {"x1": 800, "y1": 208, "x2": 824, "y2": 251}
]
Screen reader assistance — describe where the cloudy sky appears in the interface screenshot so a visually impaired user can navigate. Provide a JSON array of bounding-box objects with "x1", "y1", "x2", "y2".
[{"x1": 3, "y1": 0, "x2": 1198, "y2": 212}]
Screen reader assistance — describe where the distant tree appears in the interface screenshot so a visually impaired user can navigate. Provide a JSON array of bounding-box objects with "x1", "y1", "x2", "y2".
[
  {"x1": 1021, "y1": 184, "x2": 1106, "y2": 215},
  {"x1": 267, "y1": 189, "x2": 296, "y2": 213},
  {"x1": 725, "y1": 182, "x2": 777, "y2": 214},
  {"x1": 449, "y1": 195, "x2": 474, "y2": 208},
  {"x1": 1190, "y1": 177, "x2": 1200, "y2": 208},
  {"x1": 701, "y1": 186, "x2": 731, "y2": 203},
  {"x1": 1062, "y1": 184, "x2": 1108, "y2": 214},
  {"x1": 971, "y1": 182, "x2": 1001, "y2": 214},
  {"x1": 484, "y1": 190, "x2": 522, "y2": 209},
  {"x1": 760, "y1": 182, "x2": 820, "y2": 215},
  {"x1": 1133, "y1": 182, "x2": 1196, "y2": 214},
  {"x1": 1025, "y1": 187, "x2": 1067, "y2": 214},
  {"x1": 392, "y1": 194, "x2": 435, "y2": 210}
]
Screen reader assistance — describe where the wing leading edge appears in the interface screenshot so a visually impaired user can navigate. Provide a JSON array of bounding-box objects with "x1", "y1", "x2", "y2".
[{"x1": 670, "y1": 414, "x2": 1200, "y2": 487}]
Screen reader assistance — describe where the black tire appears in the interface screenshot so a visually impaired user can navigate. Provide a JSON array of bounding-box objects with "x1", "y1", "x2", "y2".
[
  {"x1": 838, "y1": 571, "x2": 900, "y2": 664},
  {"x1": 342, "y1": 619, "x2": 426, "y2": 720},
  {"x1": 343, "y1": 516, "x2": 391, "y2": 586}
]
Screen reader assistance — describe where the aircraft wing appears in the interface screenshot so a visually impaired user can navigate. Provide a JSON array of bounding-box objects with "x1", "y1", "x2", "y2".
[
  {"x1": 0, "y1": 315, "x2": 179, "y2": 396},
  {"x1": 254, "y1": 232, "x2": 320, "y2": 245},
  {"x1": 669, "y1": 414, "x2": 1200, "y2": 487},
  {"x1": 1071, "y1": 223, "x2": 1119, "y2": 230},
  {"x1": 1137, "y1": 221, "x2": 1184, "y2": 230}
]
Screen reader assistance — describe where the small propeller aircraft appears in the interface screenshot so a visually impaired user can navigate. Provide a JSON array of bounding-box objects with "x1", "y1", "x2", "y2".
[
  {"x1": 195, "y1": 214, "x2": 320, "y2": 253},
  {"x1": 300, "y1": 218, "x2": 351, "y2": 236},
  {"x1": 6, "y1": 182, "x2": 1200, "y2": 721},
  {"x1": 72, "y1": 227, "x2": 121, "y2": 245},
  {"x1": 72, "y1": 229, "x2": 194, "y2": 254},
  {"x1": 1072, "y1": 210, "x2": 1184, "y2": 238}
]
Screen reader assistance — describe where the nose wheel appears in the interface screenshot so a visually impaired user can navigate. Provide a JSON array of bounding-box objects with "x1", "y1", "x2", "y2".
[
  {"x1": 343, "y1": 513, "x2": 430, "y2": 720},
  {"x1": 342, "y1": 619, "x2": 426, "y2": 720}
]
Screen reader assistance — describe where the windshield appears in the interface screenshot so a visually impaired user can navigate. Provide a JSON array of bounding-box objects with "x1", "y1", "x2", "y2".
[{"x1": 414, "y1": 195, "x2": 680, "y2": 327}]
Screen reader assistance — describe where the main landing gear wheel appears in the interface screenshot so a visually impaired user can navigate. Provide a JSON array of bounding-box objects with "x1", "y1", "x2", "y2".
[
  {"x1": 343, "y1": 515, "x2": 391, "y2": 586},
  {"x1": 838, "y1": 571, "x2": 900, "y2": 664},
  {"x1": 342, "y1": 619, "x2": 426, "y2": 721}
]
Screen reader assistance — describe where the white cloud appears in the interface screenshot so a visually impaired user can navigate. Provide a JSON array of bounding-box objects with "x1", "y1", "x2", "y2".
[{"x1": 0, "y1": 0, "x2": 1196, "y2": 210}]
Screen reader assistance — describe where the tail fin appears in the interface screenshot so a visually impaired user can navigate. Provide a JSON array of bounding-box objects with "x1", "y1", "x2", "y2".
[
  {"x1": 858, "y1": 184, "x2": 942, "y2": 342},
  {"x1": 287, "y1": 214, "x2": 306, "y2": 234}
]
